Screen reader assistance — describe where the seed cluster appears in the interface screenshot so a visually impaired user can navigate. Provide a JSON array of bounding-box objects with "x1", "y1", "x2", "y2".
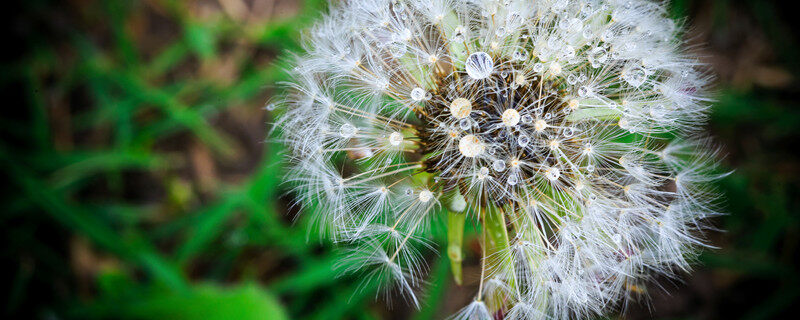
[{"x1": 418, "y1": 56, "x2": 575, "y2": 205}]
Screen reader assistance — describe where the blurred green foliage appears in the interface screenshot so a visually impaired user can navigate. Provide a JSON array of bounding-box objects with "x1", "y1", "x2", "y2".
[{"x1": 1, "y1": 0, "x2": 799, "y2": 319}]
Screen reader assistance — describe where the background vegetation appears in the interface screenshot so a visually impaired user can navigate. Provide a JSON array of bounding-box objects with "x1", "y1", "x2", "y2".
[{"x1": 1, "y1": 0, "x2": 798, "y2": 319}]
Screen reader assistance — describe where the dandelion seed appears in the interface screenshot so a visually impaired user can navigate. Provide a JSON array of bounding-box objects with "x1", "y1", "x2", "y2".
[
  {"x1": 450, "y1": 98, "x2": 472, "y2": 119},
  {"x1": 502, "y1": 109, "x2": 521, "y2": 127},
  {"x1": 459, "y1": 134, "x2": 485, "y2": 158}
]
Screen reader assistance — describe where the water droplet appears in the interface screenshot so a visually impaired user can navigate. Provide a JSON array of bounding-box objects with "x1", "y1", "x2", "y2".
[
  {"x1": 622, "y1": 63, "x2": 648, "y2": 87},
  {"x1": 418, "y1": 190, "x2": 433, "y2": 202},
  {"x1": 513, "y1": 50, "x2": 528, "y2": 61},
  {"x1": 586, "y1": 164, "x2": 595, "y2": 172},
  {"x1": 618, "y1": 117, "x2": 631, "y2": 130},
  {"x1": 533, "y1": 62, "x2": 544, "y2": 73},
  {"x1": 521, "y1": 114, "x2": 533, "y2": 124},
  {"x1": 548, "y1": 62, "x2": 562, "y2": 75},
  {"x1": 465, "y1": 52, "x2": 494, "y2": 80},
  {"x1": 612, "y1": 234, "x2": 622, "y2": 245},
  {"x1": 578, "y1": 86, "x2": 591, "y2": 97},
  {"x1": 517, "y1": 134, "x2": 530, "y2": 147},
  {"x1": 601, "y1": 29, "x2": 615, "y2": 41},
  {"x1": 459, "y1": 118, "x2": 472, "y2": 130},
  {"x1": 588, "y1": 47, "x2": 607, "y2": 68},
  {"x1": 493, "y1": 160, "x2": 506, "y2": 172},
  {"x1": 545, "y1": 167, "x2": 560, "y2": 181},
  {"x1": 389, "y1": 132, "x2": 403, "y2": 146},
  {"x1": 452, "y1": 26, "x2": 466, "y2": 42},
  {"x1": 339, "y1": 123, "x2": 357, "y2": 138},
  {"x1": 582, "y1": 27, "x2": 593, "y2": 39},
  {"x1": 410, "y1": 87, "x2": 426, "y2": 101},
  {"x1": 567, "y1": 74, "x2": 578, "y2": 85},
  {"x1": 650, "y1": 104, "x2": 667, "y2": 119},
  {"x1": 569, "y1": 18, "x2": 583, "y2": 32},
  {"x1": 507, "y1": 175, "x2": 518, "y2": 186}
]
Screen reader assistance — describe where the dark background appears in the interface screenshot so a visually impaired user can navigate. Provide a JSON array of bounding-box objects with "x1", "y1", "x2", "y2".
[{"x1": 2, "y1": 0, "x2": 799, "y2": 319}]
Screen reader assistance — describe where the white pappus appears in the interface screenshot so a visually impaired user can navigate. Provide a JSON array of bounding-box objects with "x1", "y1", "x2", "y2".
[{"x1": 273, "y1": 0, "x2": 726, "y2": 319}]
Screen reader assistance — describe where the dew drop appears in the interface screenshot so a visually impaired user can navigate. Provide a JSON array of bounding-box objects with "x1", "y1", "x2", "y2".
[
  {"x1": 493, "y1": 160, "x2": 506, "y2": 172},
  {"x1": 622, "y1": 63, "x2": 648, "y2": 87},
  {"x1": 452, "y1": 26, "x2": 466, "y2": 42},
  {"x1": 577, "y1": 86, "x2": 591, "y2": 97},
  {"x1": 582, "y1": 27, "x2": 593, "y2": 39},
  {"x1": 601, "y1": 29, "x2": 615, "y2": 41},
  {"x1": 513, "y1": 50, "x2": 528, "y2": 61},
  {"x1": 588, "y1": 47, "x2": 607, "y2": 68},
  {"x1": 410, "y1": 87, "x2": 426, "y2": 101},
  {"x1": 521, "y1": 114, "x2": 533, "y2": 124},
  {"x1": 545, "y1": 167, "x2": 561, "y2": 181},
  {"x1": 650, "y1": 104, "x2": 667, "y2": 119},
  {"x1": 548, "y1": 62, "x2": 562, "y2": 75},
  {"x1": 465, "y1": 52, "x2": 494, "y2": 80},
  {"x1": 567, "y1": 74, "x2": 578, "y2": 85},
  {"x1": 339, "y1": 123, "x2": 357, "y2": 138},
  {"x1": 459, "y1": 118, "x2": 472, "y2": 130},
  {"x1": 388, "y1": 42, "x2": 407, "y2": 58},
  {"x1": 612, "y1": 234, "x2": 622, "y2": 245},
  {"x1": 507, "y1": 175, "x2": 518, "y2": 186},
  {"x1": 517, "y1": 134, "x2": 530, "y2": 147},
  {"x1": 533, "y1": 62, "x2": 544, "y2": 73},
  {"x1": 419, "y1": 190, "x2": 433, "y2": 202},
  {"x1": 389, "y1": 131, "x2": 403, "y2": 146}
]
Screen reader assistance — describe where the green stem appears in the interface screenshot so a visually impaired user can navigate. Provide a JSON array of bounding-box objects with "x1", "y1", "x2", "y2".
[{"x1": 447, "y1": 210, "x2": 466, "y2": 285}]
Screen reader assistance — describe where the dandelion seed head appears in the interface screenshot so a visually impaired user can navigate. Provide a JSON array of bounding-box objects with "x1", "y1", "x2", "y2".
[{"x1": 275, "y1": 0, "x2": 724, "y2": 318}]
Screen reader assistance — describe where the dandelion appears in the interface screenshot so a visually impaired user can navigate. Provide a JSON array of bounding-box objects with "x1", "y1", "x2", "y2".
[{"x1": 274, "y1": 0, "x2": 725, "y2": 318}]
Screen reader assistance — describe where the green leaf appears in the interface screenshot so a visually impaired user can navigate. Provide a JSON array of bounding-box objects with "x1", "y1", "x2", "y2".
[
  {"x1": 83, "y1": 283, "x2": 288, "y2": 320},
  {"x1": 128, "y1": 283, "x2": 287, "y2": 320},
  {"x1": 185, "y1": 22, "x2": 216, "y2": 60}
]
